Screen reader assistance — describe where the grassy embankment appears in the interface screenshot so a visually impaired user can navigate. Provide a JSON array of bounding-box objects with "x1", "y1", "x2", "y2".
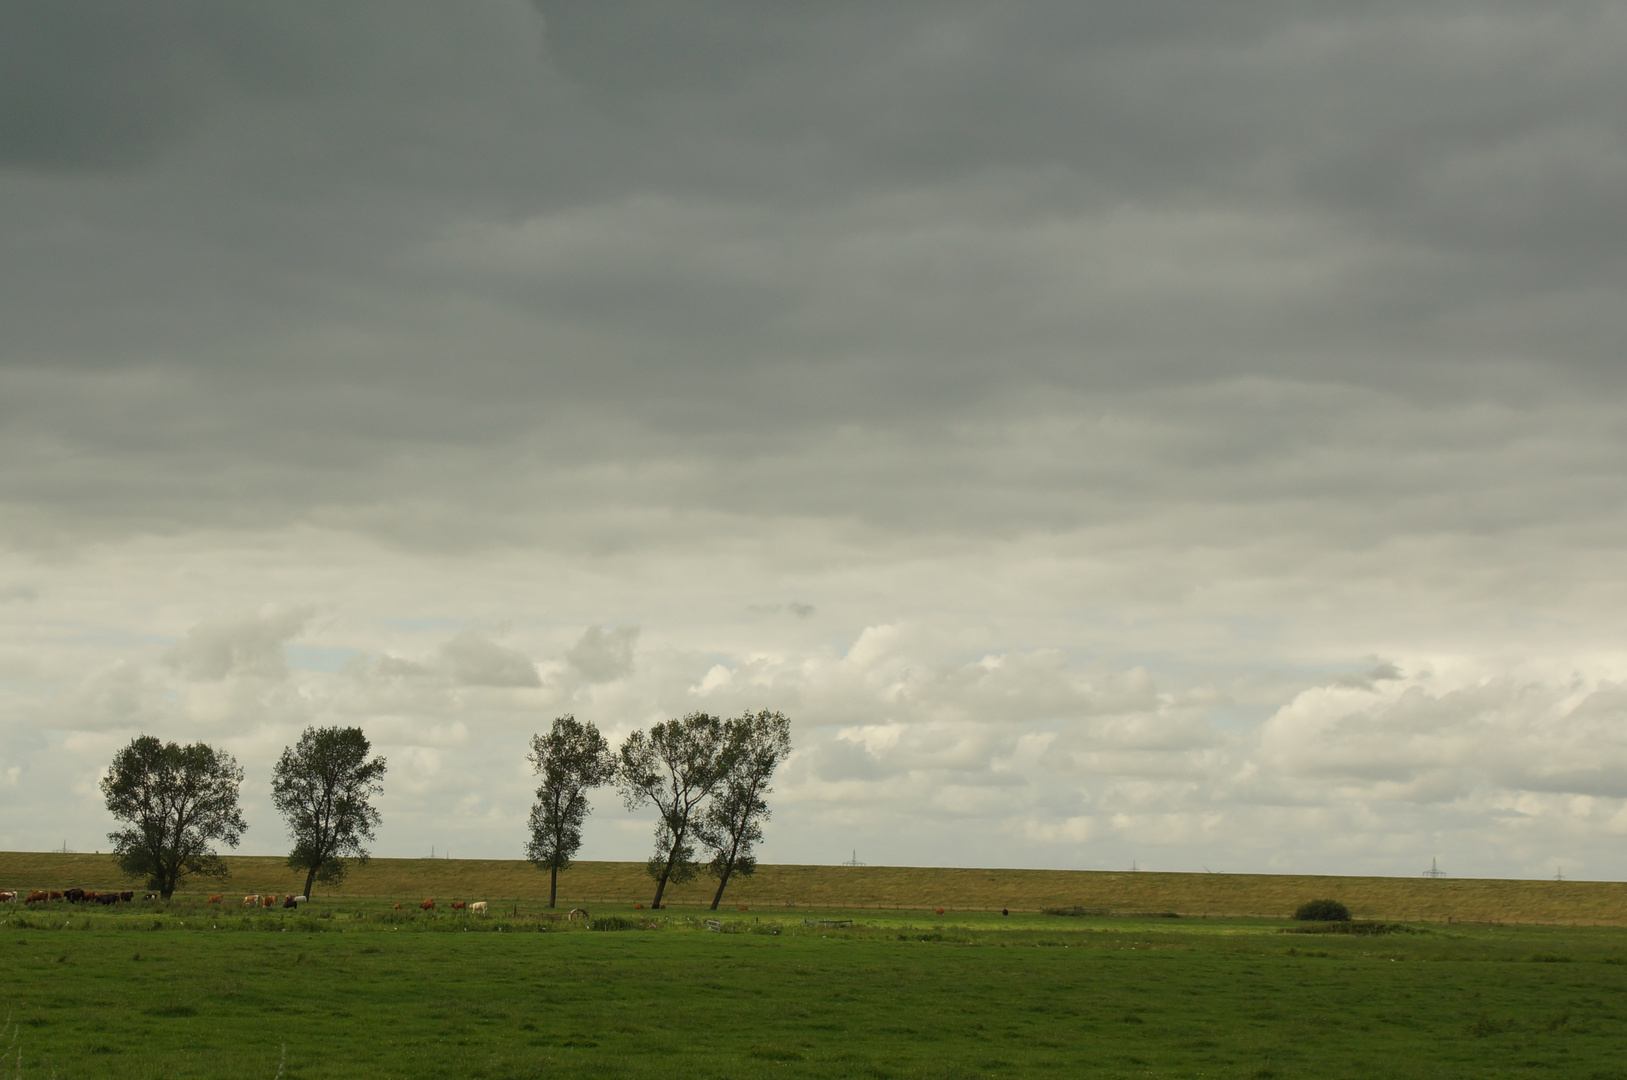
[
  {"x1": 3, "y1": 903, "x2": 1627, "y2": 1079},
  {"x1": 5, "y1": 850, "x2": 1626, "y2": 924}
]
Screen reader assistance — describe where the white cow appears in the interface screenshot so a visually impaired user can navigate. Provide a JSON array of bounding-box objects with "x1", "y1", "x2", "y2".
[
  {"x1": 243, "y1": 894, "x2": 260, "y2": 906},
  {"x1": 470, "y1": 901, "x2": 488, "y2": 914}
]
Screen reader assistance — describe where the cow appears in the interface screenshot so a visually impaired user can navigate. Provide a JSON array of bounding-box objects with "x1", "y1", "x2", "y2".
[
  {"x1": 144, "y1": 894, "x2": 158, "y2": 901},
  {"x1": 262, "y1": 894, "x2": 278, "y2": 908},
  {"x1": 119, "y1": 891, "x2": 134, "y2": 902},
  {"x1": 283, "y1": 896, "x2": 299, "y2": 909},
  {"x1": 393, "y1": 902, "x2": 403, "y2": 910},
  {"x1": 420, "y1": 898, "x2": 435, "y2": 911},
  {"x1": 206, "y1": 894, "x2": 222, "y2": 904},
  {"x1": 49, "y1": 891, "x2": 63, "y2": 901},
  {"x1": 25, "y1": 891, "x2": 48, "y2": 905},
  {"x1": 291, "y1": 895, "x2": 306, "y2": 904},
  {"x1": 84, "y1": 892, "x2": 102, "y2": 901},
  {"x1": 96, "y1": 892, "x2": 119, "y2": 905},
  {"x1": 64, "y1": 889, "x2": 85, "y2": 903},
  {"x1": 243, "y1": 895, "x2": 260, "y2": 906},
  {"x1": 0, "y1": 891, "x2": 16, "y2": 903},
  {"x1": 470, "y1": 901, "x2": 488, "y2": 914},
  {"x1": 451, "y1": 900, "x2": 466, "y2": 910}
]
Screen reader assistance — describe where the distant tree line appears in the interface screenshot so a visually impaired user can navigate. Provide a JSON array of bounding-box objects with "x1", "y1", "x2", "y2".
[{"x1": 98, "y1": 708, "x2": 791, "y2": 910}]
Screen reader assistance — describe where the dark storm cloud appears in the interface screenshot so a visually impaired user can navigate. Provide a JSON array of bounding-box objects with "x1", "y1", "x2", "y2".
[{"x1": 0, "y1": 0, "x2": 1624, "y2": 555}]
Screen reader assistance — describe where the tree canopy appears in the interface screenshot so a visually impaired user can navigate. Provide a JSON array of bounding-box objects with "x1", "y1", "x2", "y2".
[
  {"x1": 526, "y1": 714, "x2": 616, "y2": 907},
  {"x1": 271, "y1": 725, "x2": 387, "y2": 900},
  {"x1": 101, "y1": 734, "x2": 247, "y2": 899},
  {"x1": 699, "y1": 710, "x2": 792, "y2": 910},
  {"x1": 617, "y1": 712, "x2": 729, "y2": 908}
]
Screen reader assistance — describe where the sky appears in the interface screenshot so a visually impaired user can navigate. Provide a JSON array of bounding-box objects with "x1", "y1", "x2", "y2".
[{"x1": 3, "y1": 1, "x2": 1627, "y2": 880}]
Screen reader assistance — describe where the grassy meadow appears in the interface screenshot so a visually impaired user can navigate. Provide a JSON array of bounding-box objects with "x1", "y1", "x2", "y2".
[
  {"x1": 5, "y1": 851, "x2": 1627, "y2": 924},
  {"x1": 4, "y1": 896, "x2": 1627, "y2": 1079}
]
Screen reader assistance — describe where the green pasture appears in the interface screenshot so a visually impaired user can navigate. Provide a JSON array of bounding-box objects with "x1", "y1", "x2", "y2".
[{"x1": 4, "y1": 898, "x2": 1627, "y2": 1079}]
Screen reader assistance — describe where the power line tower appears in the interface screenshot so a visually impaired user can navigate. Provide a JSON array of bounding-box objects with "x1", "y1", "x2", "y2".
[
  {"x1": 1422, "y1": 857, "x2": 1445, "y2": 878},
  {"x1": 840, "y1": 849, "x2": 866, "y2": 866},
  {"x1": 1554, "y1": 866, "x2": 1565, "y2": 881}
]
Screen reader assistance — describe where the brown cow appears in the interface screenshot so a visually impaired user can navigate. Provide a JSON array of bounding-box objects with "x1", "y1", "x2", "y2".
[
  {"x1": 262, "y1": 894, "x2": 278, "y2": 908},
  {"x1": 420, "y1": 898, "x2": 435, "y2": 911},
  {"x1": 451, "y1": 900, "x2": 467, "y2": 910},
  {"x1": 25, "y1": 891, "x2": 48, "y2": 904},
  {"x1": 393, "y1": 902, "x2": 403, "y2": 910},
  {"x1": 206, "y1": 894, "x2": 223, "y2": 904},
  {"x1": 49, "y1": 891, "x2": 63, "y2": 900}
]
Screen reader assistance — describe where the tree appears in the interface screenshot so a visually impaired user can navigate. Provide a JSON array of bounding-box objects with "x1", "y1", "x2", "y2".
[
  {"x1": 271, "y1": 726, "x2": 387, "y2": 901},
  {"x1": 101, "y1": 734, "x2": 247, "y2": 899},
  {"x1": 699, "y1": 710, "x2": 792, "y2": 911},
  {"x1": 617, "y1": 712, "x2": 729, "y2": 908},
  {"x1": 525, "y1": 714, "x2": 615, "y2": 907}
]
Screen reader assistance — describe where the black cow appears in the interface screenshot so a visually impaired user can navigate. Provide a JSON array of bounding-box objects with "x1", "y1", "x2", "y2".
[
  {"x1": 64, "y1": 888, "x2": 85, "y2": 903},
  {"x1": 119, "y1": 891, "x2": 134, "y2": 902},
  {"x1": 283, "y1": 896, "x2": 299, "y2": 909},
  {"x1": 96, "y1": 892, "x2": 119, "y2": 905}
]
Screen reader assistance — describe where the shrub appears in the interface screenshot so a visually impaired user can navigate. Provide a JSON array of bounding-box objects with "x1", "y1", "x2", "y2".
[
  {"x1": 1282, "y1": 921, "x2": 1412, "y2": 936},
  {"x1": 1293, "y1": 899, "x2": 1351, "y2": 922}
]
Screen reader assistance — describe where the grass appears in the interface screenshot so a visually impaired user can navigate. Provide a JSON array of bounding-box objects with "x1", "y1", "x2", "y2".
[
  {"x1": 4, "y1": 898, "x2": 1627, "y2": 1078},
  {"x1": 5, "y1": 852, "x2": 1627, "y2": 924}
]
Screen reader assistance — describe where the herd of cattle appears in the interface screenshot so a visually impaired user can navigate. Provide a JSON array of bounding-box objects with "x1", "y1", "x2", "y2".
[
  {"x1": 5, "y1": 889, "x2": 150, "y2": 905},
  {"x1": 0, "y1": 889, "x2": 491, "y2": 913}
]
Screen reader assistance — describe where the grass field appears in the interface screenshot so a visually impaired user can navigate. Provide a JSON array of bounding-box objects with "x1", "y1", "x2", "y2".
[
  {"x1": 3, "y1": 896, "x2": 1627, "y2": 1079},
  {"x1": 5, "y1": 851, "x2": 1627, "y2": 925}
]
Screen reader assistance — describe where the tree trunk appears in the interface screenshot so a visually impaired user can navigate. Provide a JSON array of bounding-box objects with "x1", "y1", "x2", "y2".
[
  {"x1": 549, "y1": 865, "x2": 558, "y2": 908},
  {"x1": 652, "y1": 835, "x2": 682, "y2": 908},
  {"x1": 709, "y1": 865, "x2": 732, "y2": 911},
  {"x1": 303, "y1": 864, "x2": 319, "y2": 901},
  {"x1": 710, "y1": 834, "x2": 742, "y2": 911}
]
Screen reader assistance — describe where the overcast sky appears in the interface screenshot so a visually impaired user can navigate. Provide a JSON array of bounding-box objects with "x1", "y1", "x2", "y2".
[{"x1": 4, "y1": 1, "x2": 1627, "y2": 880}]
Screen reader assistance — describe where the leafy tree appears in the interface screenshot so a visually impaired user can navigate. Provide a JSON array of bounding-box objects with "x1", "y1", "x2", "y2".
[
  {"x1": 699, "y1": 710, "x2": 792, "y2": 910},
  {"x1": 101, "y1": 734, "x2": 247, "y2": 899},
  {"x1": 271, "y1": 726, "x2": 387, "y2": 900},
  {"x1": 525, "y1": 714, "x2": 615, "y2": 907},
  {"x1": 617, "y1": 712, "x2": 729, "y2": 908}
]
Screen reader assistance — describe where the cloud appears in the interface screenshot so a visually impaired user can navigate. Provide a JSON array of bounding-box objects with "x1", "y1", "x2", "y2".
[
  {"x1": 2, "y1": 3, "x2": 1627, "y2": 878},
  {"x1": 566, "y1": 625, "x2": 638, "y2": 684},
  {"x1": 163, "y1": 607, "x2": 314, "y2": 682},
  {"x1": 437, "y1": 630, "x2": 541, "y2": 688}
]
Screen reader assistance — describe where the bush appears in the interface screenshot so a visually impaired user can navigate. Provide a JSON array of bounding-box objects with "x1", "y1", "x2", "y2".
[
  {"x1": 1293, "y1": 899, "x2": 1351, "y2": 922},
  {"x1": 1282, "y1": 921, "x2": 1412, "y2": 936}
]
